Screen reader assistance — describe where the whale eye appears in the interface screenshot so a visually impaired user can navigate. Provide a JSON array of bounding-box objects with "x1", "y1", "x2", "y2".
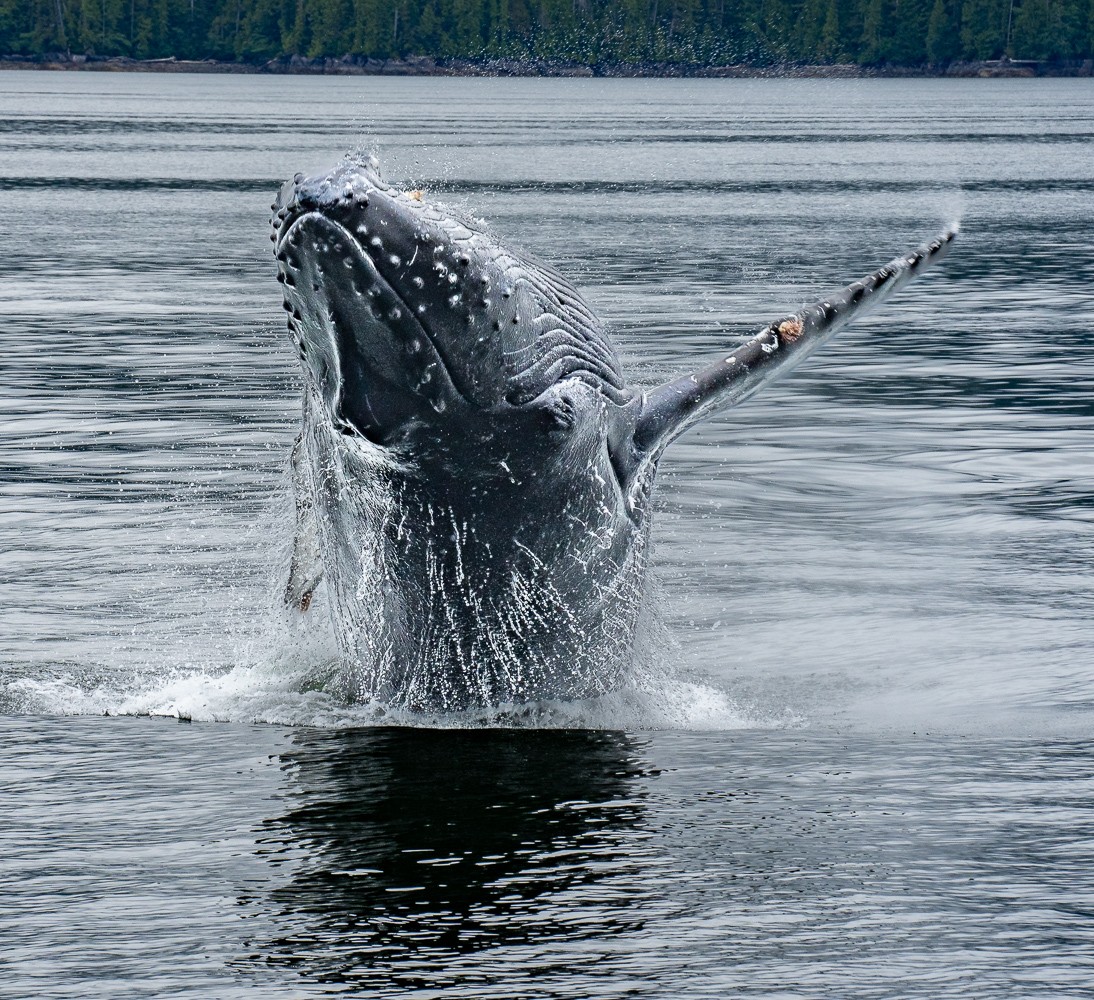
[{"x1": 520, "y1": 392, "x2": 577, "y2": 436}]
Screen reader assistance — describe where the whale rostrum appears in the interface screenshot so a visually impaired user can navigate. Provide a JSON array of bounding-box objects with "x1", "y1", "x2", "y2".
[{"x1": 272, "y1": 157, "x2": 955, "y2": 711}]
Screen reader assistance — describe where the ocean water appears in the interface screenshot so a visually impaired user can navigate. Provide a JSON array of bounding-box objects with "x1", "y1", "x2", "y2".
[{"x1": 1, "y1": 72, "x2": 1093, "y2": 996}]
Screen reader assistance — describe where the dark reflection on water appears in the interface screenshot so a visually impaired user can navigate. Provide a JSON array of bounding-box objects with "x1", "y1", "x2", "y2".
[
  {"x1": 244, "y1": 728, "x2": 654, "y2": 987},
  {"x1": 228, "y1": 731, "x2": 1094, "y2": 997}
]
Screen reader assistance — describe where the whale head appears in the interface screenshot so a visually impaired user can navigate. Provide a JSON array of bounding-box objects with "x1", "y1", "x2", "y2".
[{"x1": 272, "y1": 157, "x2": 639, "y2": 485}]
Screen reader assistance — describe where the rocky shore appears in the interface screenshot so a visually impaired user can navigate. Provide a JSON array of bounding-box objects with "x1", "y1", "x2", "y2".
[{"x1": 3, "y1": 52, "x2": 1092, "y2": 78}]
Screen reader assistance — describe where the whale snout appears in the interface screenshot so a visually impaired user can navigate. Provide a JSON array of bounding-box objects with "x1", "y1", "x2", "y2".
[
  {"x1": 272, "y1": 157, "x2": 412, "y2": 251},
  {"x1": 288, "y1": 160, "x2": 377, "y2": 210}
]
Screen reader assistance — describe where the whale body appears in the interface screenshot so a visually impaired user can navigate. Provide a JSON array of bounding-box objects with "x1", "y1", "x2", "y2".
[{"x1": 271, "y1": 158, "x2": 954, "y2": 711}]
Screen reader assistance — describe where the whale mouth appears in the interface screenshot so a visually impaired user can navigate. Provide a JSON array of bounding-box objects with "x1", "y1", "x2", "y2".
[{"x1": 274, "y1": 192, "x2": 468, "y2": 445}]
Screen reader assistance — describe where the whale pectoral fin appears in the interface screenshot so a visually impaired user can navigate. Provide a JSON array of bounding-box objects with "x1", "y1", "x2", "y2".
[
  {"x1": 285, "y1": 435, "x2": 323, "y2": 613},
  {"x1": 632, "y1": 227, "x2": 957, "y2": 454}
]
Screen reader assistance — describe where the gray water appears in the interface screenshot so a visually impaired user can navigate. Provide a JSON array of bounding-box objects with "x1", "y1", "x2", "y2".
[{"x1": 1, "y1": 73, "x2": 1093, "y2": 996}]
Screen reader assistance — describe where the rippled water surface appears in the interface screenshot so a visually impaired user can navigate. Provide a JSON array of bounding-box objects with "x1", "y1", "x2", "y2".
[{"x1": 2, "y1": 73, "x2": 1093, "y2": 996}]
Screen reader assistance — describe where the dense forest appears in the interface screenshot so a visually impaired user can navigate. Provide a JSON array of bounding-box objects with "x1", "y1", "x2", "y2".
[{"x1": 4, "y1": 0, "x2": 1094, "y2": 68}]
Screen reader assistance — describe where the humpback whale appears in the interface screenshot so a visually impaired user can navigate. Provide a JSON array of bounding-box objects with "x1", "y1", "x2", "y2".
[{"x1": 271, "y1": 157, "x2": 955, "y2": 711}]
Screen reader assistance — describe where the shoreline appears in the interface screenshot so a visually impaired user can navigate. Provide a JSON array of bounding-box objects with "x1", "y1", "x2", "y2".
[{"x1": 3, "y1": 54, "x2": 1093, "y2": 79}]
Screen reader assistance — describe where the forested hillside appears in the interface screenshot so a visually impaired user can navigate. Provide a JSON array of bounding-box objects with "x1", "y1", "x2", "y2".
[{"x1": 6, "y1": 0, "x2": 1094, "y2": 68}]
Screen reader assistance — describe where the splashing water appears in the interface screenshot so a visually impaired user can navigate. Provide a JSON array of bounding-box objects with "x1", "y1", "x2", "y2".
[
  {"x1": 4, "y1": 458, "x2": 752, "y2": 729},
  {"x1": 7, "y1": 579, "x2": 755, "y2": 731}
]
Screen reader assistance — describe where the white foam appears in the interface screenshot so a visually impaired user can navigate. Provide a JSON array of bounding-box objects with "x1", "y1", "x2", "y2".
[
  {"x1": 4, "y1": 488, "x2": 779, "y2": 732},
  {"x1": 12, "y1": 659, "x2": 762, "y2": 732},
  {"x1": 9, "y1": 593, "x2": 766, "y2": 731}
]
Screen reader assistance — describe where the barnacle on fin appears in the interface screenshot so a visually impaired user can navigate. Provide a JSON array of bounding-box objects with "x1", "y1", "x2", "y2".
[{"x1": 777, "y1": 317, "x2": 805, "y2": 343}]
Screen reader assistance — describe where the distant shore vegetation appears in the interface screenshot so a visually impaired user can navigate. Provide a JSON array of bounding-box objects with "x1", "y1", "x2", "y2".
[{"x1": 6, "y1": 0, "x2": 1094, "y2": 70}]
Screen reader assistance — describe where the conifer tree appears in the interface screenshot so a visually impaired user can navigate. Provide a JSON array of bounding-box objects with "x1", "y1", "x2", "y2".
[
  {"x1": 960, "y1": 0, "x2": 1008, "y2": 58},
  {"x1": 859, "y1": 0, "x2": 886, "y2": 63},
  {"x1": 817, "y1": 0, "x2": 843, "y2": 60},
  {"x1": 927, "y1": 0, "x2": 960, "y2": 63},
  {"x1": 3, "y1": 0, "x2": 1092, "y2": 69}
]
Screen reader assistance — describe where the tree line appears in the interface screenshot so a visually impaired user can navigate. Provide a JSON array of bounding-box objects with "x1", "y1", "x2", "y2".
[{"x1": 6, "y1": 0, "x2": 1094, "y2": 67}]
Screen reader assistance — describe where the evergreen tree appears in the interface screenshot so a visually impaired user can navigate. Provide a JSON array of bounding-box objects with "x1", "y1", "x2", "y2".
[
  {"x1": 236, "y1": 0, "x2": 290, "y2": 60},
  {"x1": 859, "y1": 0, "x2": 887, "y2": 63},
  {"x1": 2, "y1": 0, "x2": 1092, "y2": 68},
  {"x1": 889, "y1": 0, "x2": 928, "y2": 63},
  {"x1": 817, "y1": 0, "x2": 843, "y2": 60},
  {"x1": 307, "y1": 0, "x2": 352, "y2": 56},
  {"x1": 1011, "y1": 0, "x2": 1060, "y2": 58},
  {"x1": 351, "y1": 0, "x2": 386, "y2": 57},
  {"x1": 795, "y1": 0, "x2": 826, "y2": 60},
  {"x1": 751, "y1": 0, "x2": 793, "y2": 63},
  {"x1": 960, "y1": 0, "x2": 1008, "y2": 58},
  {"x1": 927, "y1": 0, "x2": 961, "y2": 62}
]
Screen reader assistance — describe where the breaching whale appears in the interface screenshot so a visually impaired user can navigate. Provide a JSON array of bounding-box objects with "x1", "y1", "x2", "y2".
[{"x1": 271, "y1": 157, "x2": 955, "y2": 711}]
